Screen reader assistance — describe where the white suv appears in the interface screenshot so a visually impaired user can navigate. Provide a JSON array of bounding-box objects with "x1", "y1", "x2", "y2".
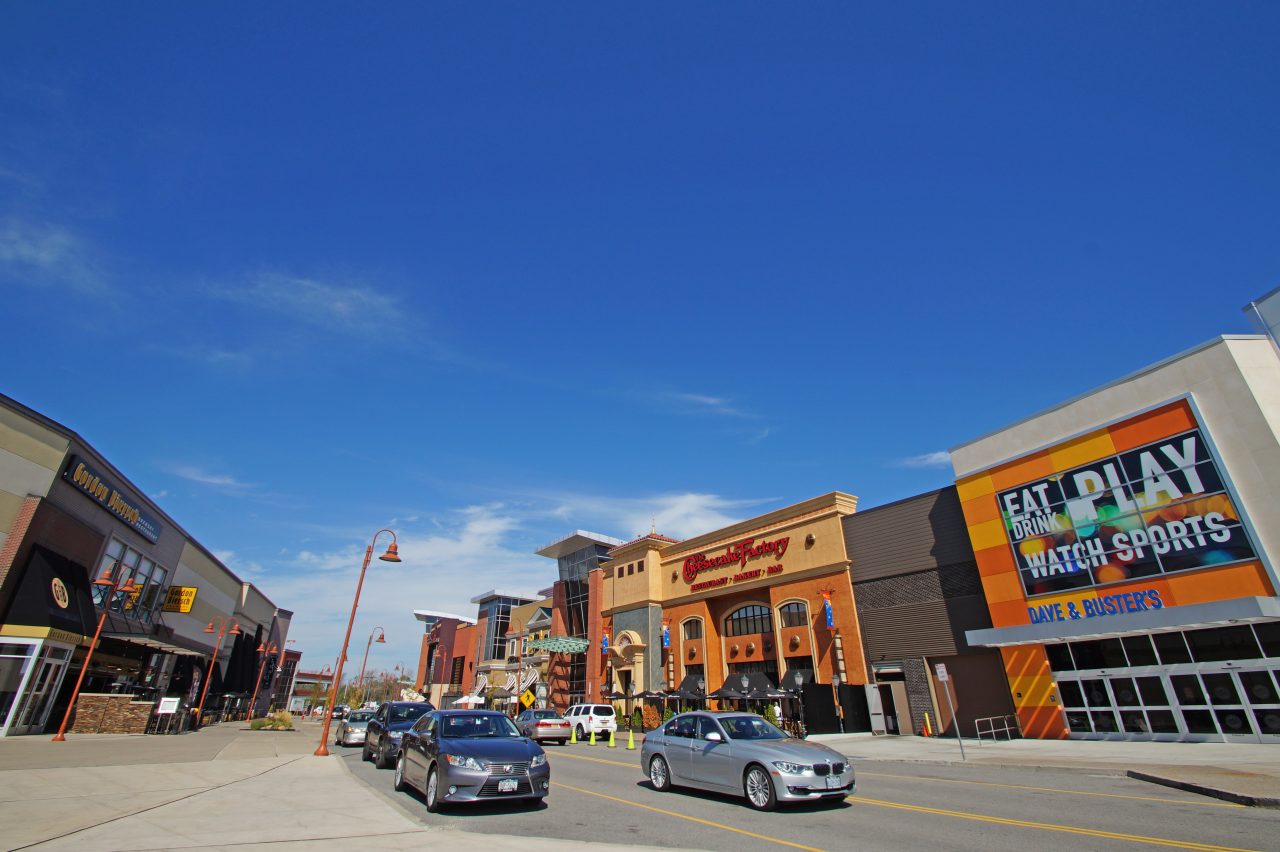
[{"x1": 564, "y1": 703, "x2": 617, "y2": 739}]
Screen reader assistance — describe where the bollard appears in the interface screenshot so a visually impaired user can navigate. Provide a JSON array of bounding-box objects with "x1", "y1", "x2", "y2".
[{"x1": 626, "y1": 728, "x2": 636, "y2": 750}]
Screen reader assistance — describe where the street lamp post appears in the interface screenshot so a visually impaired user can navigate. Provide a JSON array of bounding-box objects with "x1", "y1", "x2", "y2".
[
  {"x1": 697, "y1": 677, "x2": 706, "y2": 712},
  {"x1": 315, "y1": 529, "x2": 400, "y2": 756},
  {"x1": 355, "y1": 626, "x2": 386, "y2": 708},
  {"x1": 740, "y1": 673, "x2": 750, "y2": 712},
  {"x1": 248, "y1": 641, "x2": 280, "y2": 720},
  {"x1": 195, "y1": 617, "x2": 241, "y2": 728},
  {"x1": 793, "y1": 670, "x2": 806, "y2": 738},
  {"x1": 51, "y1": 564, "x2": 139, "y2": 741}
]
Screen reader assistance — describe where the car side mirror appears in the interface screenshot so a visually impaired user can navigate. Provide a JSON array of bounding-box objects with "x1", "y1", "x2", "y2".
[{"x1": 705, "y1": 731, "x2": 723, "y2": 743}]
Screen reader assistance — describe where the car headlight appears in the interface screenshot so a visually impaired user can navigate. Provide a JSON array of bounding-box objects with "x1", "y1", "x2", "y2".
[
  {"x1": 771, "y1": 761, "x2": 812, "y2": 775},
  {"x1": 445, "y1": 754, "x2": 487, "y2": 771},
  {"x1": 530, "y1": 753, "x2": 547, "y2": 768},
  {"x1": 388, "y1": 730, "x2": 404, "y2": 741}
]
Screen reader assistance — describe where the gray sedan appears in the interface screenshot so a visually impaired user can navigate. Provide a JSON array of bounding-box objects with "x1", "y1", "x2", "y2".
[
  {"x1": 334, "y1": 709, "x2": 374, "y2": 746},
  {"x1": 640, "y1": 712, "x2": 854, "y2": 811}
]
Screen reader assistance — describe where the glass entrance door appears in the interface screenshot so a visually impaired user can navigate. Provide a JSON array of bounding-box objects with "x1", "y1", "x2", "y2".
[
  {"x1": 1060, "y1": 667, "x2": 1280, "y2": 743},
  {"x1": 9, "y1": 646, "x2": 71, "y2": 736}
]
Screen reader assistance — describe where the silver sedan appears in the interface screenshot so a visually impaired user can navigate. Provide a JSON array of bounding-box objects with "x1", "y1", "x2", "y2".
[
  {"x1": 334, "y1": 709, "x2": 374, "y2": 746},
  {"x1": 640, "y1": 712, "x2": 854, "y2": 810}
]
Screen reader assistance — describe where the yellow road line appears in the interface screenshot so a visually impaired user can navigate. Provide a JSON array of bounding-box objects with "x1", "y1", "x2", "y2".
[
  {"x1": 860, "y1": 770, "x2": 1244, "y2": 809},
  {"x1": 850, "y1": 797, "x2": 1259, "y2": 852},
  {"x1": 553, "y1": 750, "x2": 638, "y2": 769},
  {"x1": 553, "y1": 782, "x2": 827, "y2": 852}
]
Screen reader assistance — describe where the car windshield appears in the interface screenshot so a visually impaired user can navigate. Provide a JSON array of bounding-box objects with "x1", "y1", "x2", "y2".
[
  {"x1": 719, "y1": 715, "x2": 787, "y2": 741},
  {"x1": 442, "y1": 714, "x2": 521, "y2": 738},
  {"x1": 389, "y1": 705, "x2": 430, "y2": 724},
  {"x1": 347, "y1": 711, "x2": 374, "y2": 722},
  {"x1": 532, "y1": 710, "x2": 560, "y2": 719}
]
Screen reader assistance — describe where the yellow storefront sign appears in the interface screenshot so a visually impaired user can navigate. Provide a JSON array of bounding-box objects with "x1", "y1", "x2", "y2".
[{"x1": 162, "y1": 586, "x2": 198, "y2": 613}]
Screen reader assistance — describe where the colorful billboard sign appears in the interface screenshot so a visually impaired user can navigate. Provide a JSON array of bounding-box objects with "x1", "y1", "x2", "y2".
[{"x1": 997, "y1": 420, "x2": 1257, "y2": 597}]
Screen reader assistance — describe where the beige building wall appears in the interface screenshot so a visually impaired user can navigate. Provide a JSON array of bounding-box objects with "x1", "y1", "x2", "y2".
[{"x1": 0, "y1": 406, "x2": 67, "y2": 553}]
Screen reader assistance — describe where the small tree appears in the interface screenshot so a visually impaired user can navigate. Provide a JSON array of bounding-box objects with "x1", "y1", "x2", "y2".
[
  {"x1": 762, "y1": 703, "x2": 779, "y2": 727},
  {"x1": 663, "y1": 707, "x2": 675, "y2": 722}
]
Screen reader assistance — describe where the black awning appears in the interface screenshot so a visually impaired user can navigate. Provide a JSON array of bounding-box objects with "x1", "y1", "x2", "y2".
[
  {"x1": 1, "y1": 545, "x2": 97, "y2": 638},
  {"x1": 716, "y1": 671, "x2": 780, "y2": 695}
]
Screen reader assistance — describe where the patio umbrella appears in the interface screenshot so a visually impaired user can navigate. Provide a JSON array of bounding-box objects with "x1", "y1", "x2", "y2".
[
  {"x1": 452, "y1": 695, "x2": 483, "y2": 706},
  {"x1": 707, "y1": 686, "x2": 743, "y2": 700},
  {"x1": 604, "y1": 691, "x2": 628, "y2": 700},
  {"x1": 633, "y1": 690, "x2": 666, "y2": 699}
]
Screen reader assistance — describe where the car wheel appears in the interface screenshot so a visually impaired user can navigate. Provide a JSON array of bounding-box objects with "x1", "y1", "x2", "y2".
[
  {"x1": 361, "y1": 741, "x2": 372, "y2": 762},
  {"x1": 648, "y1": 755, "x2": 671, "y2": 791},
  {"x1": 425, "y1": 766, "x2": 444, "y2": 813},
  {"x1": 743, "y1": 765, "x2": 777, "y2": 811},
  {"x1": 393, "y1": 754, "x2": 407, "y2": 792},
  {"x1": 376, "y1": 743, "x2": 391, "y2": 769},
  {"x1": 576, "y1": 724, "x2": 585, "y2": 740},
  {"x1": 557, "y1": 740, "x2": 568, "y2": 746}
]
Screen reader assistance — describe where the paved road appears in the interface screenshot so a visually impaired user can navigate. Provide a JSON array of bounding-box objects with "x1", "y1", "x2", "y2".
[{"x1": 339, "y1": 740, "x2": 1280, "y2": 852}]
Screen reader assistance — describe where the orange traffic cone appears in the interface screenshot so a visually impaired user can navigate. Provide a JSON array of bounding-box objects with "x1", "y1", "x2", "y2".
[{"x1": 922, "y1": 712, "x2": 933, "y2": 737}]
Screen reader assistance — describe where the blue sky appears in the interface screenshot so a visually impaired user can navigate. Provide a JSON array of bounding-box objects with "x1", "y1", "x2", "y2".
[{"x1": 2, "y1": 4, "x2": 1277, "y2": 677}]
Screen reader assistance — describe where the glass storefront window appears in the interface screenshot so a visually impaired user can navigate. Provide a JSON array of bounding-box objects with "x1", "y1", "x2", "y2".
[
  {"x1": 1057, "y1": 680, "x2": 1084, "y2": 707},
  {"x1": 1091, "y1": 711, "x2": 1118, "y2": 733},
  {"x1": 1255, "y1": 622, "x2": 1280, "y2": 658},
  {"x1": 1045, "y1": 643, "x2": 1074, "y2": 671},
  {"x1": 1110, "y1": 678, "x2": 1140, "y2": 706},
  {"x1": 1071, "y1": 639, "x2": 1126, "y2": 670},
  {"x1": 1082, "y1": 679, "x2": 1110, "y2": 707},
  {"x1": 1170, "y1": 675, "x2": 1207, "y2": 705},
  {"x1": 1183, "y1": 709, "x2": 1216, "y2": 734},
  {"x1": 1120, "y1": 710, "x2": 1148, "y2": 733},
  {"x1": 1065, "y1": 710, "x2": 1091, "y2": 732},
  {"x1": 724, "y1": 605, "x2": 772, "y2": 637},
  {"x1": 1147, "y1": 710, "x2": 1179, "y2": 733},
  {"x1": 1186, "y1": 626, "x2": 1262, "y2": 663},
  {"x1": 1201, "y1": 674, "x2": 1241, "y2": 706},
  {"x1": 1239, "y1": 671, "x2": 1279, "y2": 704},
  {"x1": 1154, "y1": 632, "x2": 1192, "y2": 665},
  {"x1": 1136, "y1": 676, "x2": 1169, "y2": 706},
  {"x1": 1254, "y1": 708, "x2": 1280, "y2": 736},
  {"x1": 1121, "y1": 636, "x2": 1158, "y2": 667},
  {"x1": 0, "y1": 645, "x2": 35, "y2": 728}
]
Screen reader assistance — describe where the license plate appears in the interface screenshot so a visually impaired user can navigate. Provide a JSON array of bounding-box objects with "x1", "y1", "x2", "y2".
[
  {"x1": 498, "y1": 778, "x2": 519, "y2": 793},
  {"x1": 825, "y1": 775, "x2": 842, "y2": 789}
]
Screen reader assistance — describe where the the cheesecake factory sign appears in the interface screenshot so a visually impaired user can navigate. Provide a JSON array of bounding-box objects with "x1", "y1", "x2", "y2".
[
  {"x1": 683, "y1": 536, "x2": 789, "y2": 592},
  {"x1": 63, "y1": 456, "x2": 162, "y2": 543}
]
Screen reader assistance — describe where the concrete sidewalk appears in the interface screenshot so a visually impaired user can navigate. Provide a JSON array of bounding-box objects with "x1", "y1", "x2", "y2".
[
  {"x1": 808, "y1": 731, "x2": 1280, "y2": 806},
  {"x1": 0, "y1": 720, "x2": 687, "y2": 851}
]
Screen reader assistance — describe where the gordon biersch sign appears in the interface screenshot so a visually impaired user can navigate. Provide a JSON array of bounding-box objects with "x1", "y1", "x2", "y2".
[
  {"x1": 62, "y1": 456, "x2": 163, "y2": 543},
  {"x1": 999, "y1": 424, "x2": 1257, "y2": 597},
  {"x1": 683, "y1": 536, "x2": 789, "y2": 590}
]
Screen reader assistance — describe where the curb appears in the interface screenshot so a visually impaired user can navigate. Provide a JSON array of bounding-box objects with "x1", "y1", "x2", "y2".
[{"x1": 1126, "y1": 770, "x2": 1280, "y2": 809}]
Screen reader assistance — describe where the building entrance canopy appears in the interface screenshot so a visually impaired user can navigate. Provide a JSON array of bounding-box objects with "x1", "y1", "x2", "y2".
[{"x1": 526, "y1": 636, "x2": 589, "y2": 654}]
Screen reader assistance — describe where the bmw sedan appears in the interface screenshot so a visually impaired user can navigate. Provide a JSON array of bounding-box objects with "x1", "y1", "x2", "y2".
[
  {"x1": 641, "y1": 712, "x2": 854, "y2": 811},
  {"x1": 363, "y1": 700, "x2": 435, "y2": 769},
  {"x1": 395, "y1": 710, "x2": 550, "y2": 812}
]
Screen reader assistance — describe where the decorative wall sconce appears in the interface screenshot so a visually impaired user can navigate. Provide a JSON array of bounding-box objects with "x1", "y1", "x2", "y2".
[
  {"x1": 730, "y1": 644, "x2": 739, "y2": 657},
  {"x1": 789, "y1": 635, "x2": 801, "y2": 650},
  {"x1": 805, "y1": 533, "x2": 816, "y2": 548},
  {"x1": 746, "y1": 642, "x2": 755, "y2": 655}
]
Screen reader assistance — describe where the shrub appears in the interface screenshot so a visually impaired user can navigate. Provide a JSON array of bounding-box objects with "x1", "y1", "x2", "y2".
[
  {"x1": 641, "y1": 705, "x2": 662, "y2": 730},
  {"x1": 268, "y1": 710, "x2": 294, "y2": 730},
  {"x1": 250, "y1": 718, "x2": 266, "y2": 730},
  {"x1": 662, "y1": 707, "x2": 674, "y2": 722},
  {"x1": 762, "y1": 704, "x2": 779, "y2": 727}
]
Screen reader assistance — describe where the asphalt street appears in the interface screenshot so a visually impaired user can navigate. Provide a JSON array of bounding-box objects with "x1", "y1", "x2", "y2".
[{"x1": 338, "y1": 739, "x2": 1280, "y2": 852}]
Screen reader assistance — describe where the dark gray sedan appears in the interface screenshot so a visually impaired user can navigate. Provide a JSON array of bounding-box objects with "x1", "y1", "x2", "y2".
[
  {"x1": 640, "y1": 712, "x2": 854, "y2": 810},
  {"x1": 395, "y1": 710, "x2": 550, "y2": 811}
]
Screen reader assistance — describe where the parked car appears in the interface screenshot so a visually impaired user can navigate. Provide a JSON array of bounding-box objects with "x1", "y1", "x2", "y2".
[
  {"x1": 563, "y1": 703, "x2": 616, "y2": 740},
  {"x1": 335, "y1": 709, "x2": 375, "y2": 746},
  {"x1": 640, "y1": 712, "x2": 854, "y2": 811},
  {"x1": 364, "y1": 700, "x2": 436, "y2": 768},
  {"x1": 330, "y1": 704, "x2": 350, "y2": 719},
  {"x1": 515, "y1": 709, "x2": 571, "y2": 745},
  {"x1": 395, "y1": 709, "x2": 550, "y2": 811}
]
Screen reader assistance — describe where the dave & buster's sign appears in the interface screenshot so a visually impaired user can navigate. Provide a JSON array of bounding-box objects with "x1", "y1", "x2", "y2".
[
  {"x1": 684, "y1": 536, "x2": 788, "y2": 592},
  {"x1": 999, "y1": 425, "x2": 1257, "y2": 596}
]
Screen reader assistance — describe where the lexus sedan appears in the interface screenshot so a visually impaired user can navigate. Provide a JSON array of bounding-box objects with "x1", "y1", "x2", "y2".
[
  {"x1": 515, "y1": 709, "x2": 571, "y2": 745},
  {"x1": 395, "y1": 709, "x2": 550, "y2": 811},
  {"x1": 363, "y1": 700, "x2": 435, "y2": 768},
  {"x1": 334, "y1": 709, "x2": 374, "y2": 746},
  {"x1": 641, "y1": 712, "x2": 854, "y2": 811}
]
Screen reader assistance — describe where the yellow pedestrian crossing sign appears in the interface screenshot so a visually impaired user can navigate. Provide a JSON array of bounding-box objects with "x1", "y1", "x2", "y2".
[{"x1": 520, "y1": 689, "x2": 536, "y2": 708}]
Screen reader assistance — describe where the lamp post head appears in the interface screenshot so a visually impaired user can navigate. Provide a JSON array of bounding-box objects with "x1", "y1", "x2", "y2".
[
  {"x1": 832, "y1": 674, "x2": 841, "y2": 688},
  {"x1": 793, "y1": 671, "x2": 803, "y2": 687},
  {"x1": 375, "y1": 633, "x2": 386, "y2": 644},
  {"x1": 697, "y1": 678, "x2": 705, "y2": 693},
  {"x1": 378, "y1": 542, "x2": 401, "y2": 563},
  {"x1": 229, "y1": 624, "x2": 241, "y2": 635},
  {"x1": 740, "y1": 674, "x2": 749, "y2": 690},
  {"x1": 203, "y1": 622, "x2": 215, "y2": 634},
  {"x1": 94, "y1": 569, "x2": 116, "y2": 587}
]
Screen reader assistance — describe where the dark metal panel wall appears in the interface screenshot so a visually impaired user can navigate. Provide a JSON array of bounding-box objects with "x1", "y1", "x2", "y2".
[{"x1": 843, "y1": 487, "x2": 976, "y2": 582}]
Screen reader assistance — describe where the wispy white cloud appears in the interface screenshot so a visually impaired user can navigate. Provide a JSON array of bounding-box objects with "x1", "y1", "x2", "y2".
[
  {"x1": 539, "y1": 490, "x2": 771, "y2": 541},
  {"x1": 211, "y1": 272, "x2": 403, "y2": 338},
  {"x1": 746, "y1": 428, "x2": 772, "y2": 445},
  {"x1": 665, "y1": 392, "x2": 755, "y2": 419},
  {"x1": 896, "y1": 451, "x2": 952, "y2": 469},
  {"x1": 167, "y1": 464, "x2": 259, "y2": 496},
  {"x1": 0, "y1": 217, "x2": 104, "y2": 293}
]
